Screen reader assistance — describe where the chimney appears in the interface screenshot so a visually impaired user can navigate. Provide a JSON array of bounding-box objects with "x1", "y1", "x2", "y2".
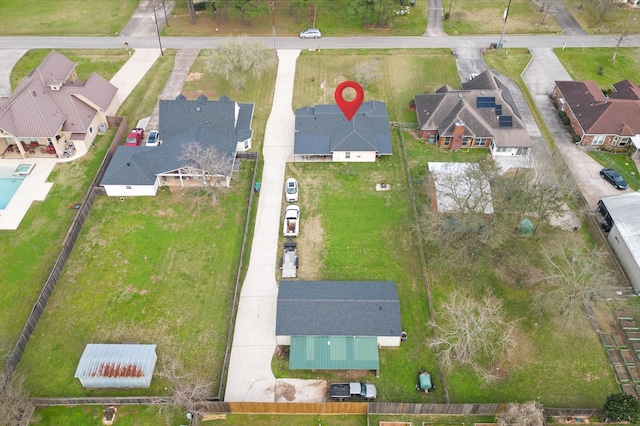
[{"x1": 451, "y1": 121, "x2": 465, "y2": 150}]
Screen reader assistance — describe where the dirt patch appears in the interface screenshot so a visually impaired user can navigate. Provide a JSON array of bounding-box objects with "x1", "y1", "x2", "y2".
[
  {"x1": 185, "y1": 72, "x2": 204, "y2": 82},
  {"x1": 296, "y1": 215, "x2": 324, "y2": 280},
  {"x1": 274, "y1": 381, "x2": 297, "y2": 401}
]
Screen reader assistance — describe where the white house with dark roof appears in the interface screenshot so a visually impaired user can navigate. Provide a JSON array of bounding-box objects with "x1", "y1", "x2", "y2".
[
  {"x1": 414, "y1": 71, "x2": 532, "y2": 159},
  {"x1": 276, "y1": 281, "x2": 401, "y2": 371},
  {"x1": 293, "y1": 100, "x2": 392, "y2": 162},
  {"x1": 100, "y1": 94, "x2": 254, "y2": 197},
  {"x1": 0, "y1": 50, "x2": 119, "y2": 160}
]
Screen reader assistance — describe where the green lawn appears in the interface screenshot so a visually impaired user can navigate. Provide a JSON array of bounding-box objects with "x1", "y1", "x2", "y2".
[
  {"x1": 443, "y1": 0, "x2": 561, "y2": 35},
  {"x1": 18, "y1": 165, "x2": 254, "y2": 397},
  {"x1": 554, "y1": 48, "x2": 640, "y2": 87},
  {"x1": 165, "y1": 0, "x2": 427, "y2": 37},
  {"x1": 31, "y1": 405, "x2": 184, "y2": 426},
  {"x1": 588, "y1": 151, "x2": 640, "y2": 191},
  {"x1": 0, "y1": 0, "x2": 138, "y2": 36}
]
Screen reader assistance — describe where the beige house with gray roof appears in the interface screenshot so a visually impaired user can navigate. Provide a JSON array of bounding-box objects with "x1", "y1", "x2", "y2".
[{"x1": 0, "y1": 50, "x2": 119, "y2": 160}]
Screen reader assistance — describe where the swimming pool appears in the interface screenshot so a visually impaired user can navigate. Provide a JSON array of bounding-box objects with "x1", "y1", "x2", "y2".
[{"x1": 0, "y1": 167, "x2": 25, "y2": 209}]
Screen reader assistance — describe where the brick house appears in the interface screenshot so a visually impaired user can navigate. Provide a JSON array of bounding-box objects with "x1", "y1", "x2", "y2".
[
  {"x1": 552, "y1": 79, "x2": 640, "y2": 150},
  {"x1": 414, "y1": 71, "x2": 532, "y2": 158}
]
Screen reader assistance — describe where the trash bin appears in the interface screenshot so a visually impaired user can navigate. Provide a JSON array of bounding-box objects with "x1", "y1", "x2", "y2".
[{"x1": 254, "y1": 182, "x2": 261, "y2": 192}]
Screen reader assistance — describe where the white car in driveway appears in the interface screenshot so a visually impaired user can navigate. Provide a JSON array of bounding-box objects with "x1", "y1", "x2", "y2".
[
  {"x1": 300, "y1": 29, "x2": 322, "y2": 39},
  {"x1": 285, "y1": 178, "x2": 298, "y2": 202},
  {"x1": 146, "y1": 130, "x2": 160, "y2": 147}
]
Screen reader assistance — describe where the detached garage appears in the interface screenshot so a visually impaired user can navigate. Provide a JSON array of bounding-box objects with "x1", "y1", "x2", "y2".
[
  {"x1": 74, "y1": 344, "x2": 157, "y2": 388},
  {"x1": 276, "y1": 281, "x2": 402, "y2": 371}
]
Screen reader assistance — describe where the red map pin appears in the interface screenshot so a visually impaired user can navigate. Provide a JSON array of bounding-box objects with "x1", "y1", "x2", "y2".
[{"x1": 335, "y1": 81, "x2": 364, "y2": 122}]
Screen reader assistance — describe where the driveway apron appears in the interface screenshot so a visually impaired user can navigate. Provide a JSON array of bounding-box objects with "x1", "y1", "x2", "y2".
[
  {"x1": 224, "y1": 50, "x2": 301, "y2": 402},
  {"x1": 0, "y1": 49, "x2": 27, "y2": 97}
]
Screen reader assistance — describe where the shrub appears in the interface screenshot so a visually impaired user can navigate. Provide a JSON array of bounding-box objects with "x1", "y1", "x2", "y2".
[
  {"x1": 572, "y1": 134, "x2": 581, "y2": 143},
  {"x1": 603, "y1": 393, "x2": 640, "y2": 423},
  {"x1": 558, "y1": 111, "x2": 570, "y2": 126}
]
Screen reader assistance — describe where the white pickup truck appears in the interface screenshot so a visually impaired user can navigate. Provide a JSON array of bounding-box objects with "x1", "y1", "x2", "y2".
[
  {"x1": 283, "y1": 205, "x2": 300, "y2": 237},
  {"x1": 330, "y1": 382, "x2": 377, "y2": 401}
]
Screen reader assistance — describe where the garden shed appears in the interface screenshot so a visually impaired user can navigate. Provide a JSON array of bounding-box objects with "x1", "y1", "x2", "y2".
[{"x1": 74, "y1": 344, "x2": 157, "y2": 388}]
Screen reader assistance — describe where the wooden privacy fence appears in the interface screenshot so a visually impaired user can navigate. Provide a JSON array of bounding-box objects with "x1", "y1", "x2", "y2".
[{"x1": 0, "y1": 117, "x2": 127, "y2": 390}]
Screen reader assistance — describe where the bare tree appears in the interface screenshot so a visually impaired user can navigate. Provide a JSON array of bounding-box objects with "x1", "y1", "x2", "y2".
[
  {"x1": 594, "y1": 0, "x2": 618, "y2": 25},
  {"x1": 532, "y1": 234, "x2": 617, "y2": 326},
  {"x1": 0, "y1": 373, "x2": 30, "y2": 426},
  {"x1": 497, "y1": 401, "x2": 545, "y2": 426},
  {"x1": 180, "y1": 142, "x2": 234, "y2": 206},
  {"x1": 538, "y1": 0, "x2": 559, "y2": 25},
  {"x1": 209, "y1": 36, "x2": 275, "y2": 91},
  {"x1": 612, "y1": 14, "x2": 637, "y2": 63},
  {"x1": 351, "y1": 59, "x2": 382, "y2": 90},
  {"x1": 153, "y1": 357, "x2": 212, "y2": 424},
  {"x1": 430, "y1": 289, "x2": 518, "y2": 385}
]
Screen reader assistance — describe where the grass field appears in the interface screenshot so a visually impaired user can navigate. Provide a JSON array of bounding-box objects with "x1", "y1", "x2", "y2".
[
  {"x1": 292, "y1": 49, "x2": 460, "y2": 123},
  {"x1": 165, "y1": 0, "x2": 428, "y2": 37},
  {"x1": 31, "y1": 405, "x2": 183, "y2": 426},
  {"x1": 0, "y1": 0, "x2": 138, "y2": 36},
  {"x1": 18, "y1": 166, "x2": 254, "y2": 397},
  {"x1": 554, "y1": 48, "x2": 640, "y2": 88},
  {"x1": 564, "y1": 0, "x2": 640, "y2": 35},
  {"x1": 443, "y1": 0, "x2": 561, "y2": 35}
]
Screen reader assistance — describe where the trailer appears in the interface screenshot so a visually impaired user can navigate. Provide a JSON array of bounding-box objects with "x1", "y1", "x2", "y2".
[{"x1": 280, "y1": 242, "x2": 299, "y2": 278}]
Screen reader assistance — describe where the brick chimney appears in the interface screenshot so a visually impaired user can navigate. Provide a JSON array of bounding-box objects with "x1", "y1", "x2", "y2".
[{"x1": 451, "y1": 121, "x2": 465, "y2": 150}]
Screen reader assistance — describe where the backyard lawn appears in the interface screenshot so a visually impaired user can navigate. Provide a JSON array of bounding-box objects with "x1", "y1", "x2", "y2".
[
  {"x1": 31, "y1": 405, "x2": 184, "y2": 426},
  {"x1": 18, "y1": 166, "x2": 255, "y2": 397},
  {"x1": 0, "y1": 0, "x2": 138, "y2": 36},
  {"x1": 554, "y1": 48, "x2": 640, "y2": 88}
]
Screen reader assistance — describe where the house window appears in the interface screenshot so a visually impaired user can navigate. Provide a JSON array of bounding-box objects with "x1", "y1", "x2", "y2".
[
  {"x1": 443, "y1": 137, "x2": 451, "y2": 146},
  {"x1": 89, "y1": 126, "x2": 93, "y2": 134},
  {"x1": 345, "y1": 152, "x2": 351, "y2": 159},
  {"x1": 126, "y1": 186, "x2": 132, "y2": 190},
  {"x1": 613, "y1": 137, "x2": 629, "y2": 147},
  {"x1": 474, "y1": 138, "x2": 487, "y2": 147},
  {"x1": 244, "y1": 140, "x2": 249, "y2": 149},
  {"x1": 592, "y1": 135, "x2": 606, "y2": 145},
  {"x1": 496, "y1": 147, "x2": 509, "y2": 153}
]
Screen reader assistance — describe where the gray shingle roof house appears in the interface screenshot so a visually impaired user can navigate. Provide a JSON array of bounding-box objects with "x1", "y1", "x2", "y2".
[
  {"x1": 553, "y1": 79, "x2": 640, "y2": 150},
  {"x1": 414, "y1": 71, "x2": 532, "y2": 158},
  {"x1": 276, "y1": 281, "x2": 402, "y2": 371},
  {"x1": 100, "y1": 94, "x2": 254, "y2": 197},
  {"x1": 0, "y1": 50, "x2": 119, "y2": 160},
  {"x1": 276, "y1": 281, "x2": 401, "y2": 345},
  {"x1": 294, "y1": 100, "x2": 392, "y2": 162}
]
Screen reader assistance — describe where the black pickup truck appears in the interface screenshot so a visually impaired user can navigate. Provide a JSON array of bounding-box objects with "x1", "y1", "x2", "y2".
[{"x1": 329, "y1": 382, "x2": 377, "y2": 401}]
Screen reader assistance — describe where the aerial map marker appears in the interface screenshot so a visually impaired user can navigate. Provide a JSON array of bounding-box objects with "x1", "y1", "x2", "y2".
[{"x1": 334, "y1": 81, "x2": 364, "y2": 122}]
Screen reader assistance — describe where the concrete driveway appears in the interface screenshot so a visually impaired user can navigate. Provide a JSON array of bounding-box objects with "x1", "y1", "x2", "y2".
[{"x1": 522, "y1": 48, "x2": 629, "y2": 211}]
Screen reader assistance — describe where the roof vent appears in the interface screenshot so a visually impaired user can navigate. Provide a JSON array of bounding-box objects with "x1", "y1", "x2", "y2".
[
  {"x1": 481, "y1": 90, "x2": 485, "y2": 95},
  {"x1": 196, "y1": 106, "x2": 201, "y2": 112},
  {"x1": 458, "y1": 93, "x2": 463, "y2": 98}
]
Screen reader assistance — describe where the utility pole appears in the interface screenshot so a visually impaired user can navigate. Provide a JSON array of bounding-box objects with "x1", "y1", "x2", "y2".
[
  {"x1": 497, "y1": 0, "x2": 512, "y2": 55},
  {"x1": 271, "y1": 0, "x2": 277, "y2": 52},
  {"x1": 447, "y1": 0, "x2": 453, "y2": 20},
  {"x1": 153, "y1": 0, "x2": 164, "y2": 56}
]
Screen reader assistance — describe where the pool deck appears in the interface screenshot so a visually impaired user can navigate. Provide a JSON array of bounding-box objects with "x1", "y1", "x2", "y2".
[{"x1": 0, "y1": 159, "x2": 55, "y2": 230}]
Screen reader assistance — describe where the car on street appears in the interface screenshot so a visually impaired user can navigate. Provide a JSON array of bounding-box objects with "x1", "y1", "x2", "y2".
[
  {"x1": 285, "y1": 177, "x2": 298, "y2": 202},
  {"x1": 300, "y1": 28, "x2": 321, "y2": 39},
  {"x1": 600, "y1": 168, "x2": 628, "y2": 190},
  {"x1": 146, "y1": 130, "x2": 160, "y2": 147}
]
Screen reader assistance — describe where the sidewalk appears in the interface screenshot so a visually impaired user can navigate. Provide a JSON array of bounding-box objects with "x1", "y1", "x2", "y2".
[{"x1": 110, "y1": 48, "x2": 161, "y2": 105}]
